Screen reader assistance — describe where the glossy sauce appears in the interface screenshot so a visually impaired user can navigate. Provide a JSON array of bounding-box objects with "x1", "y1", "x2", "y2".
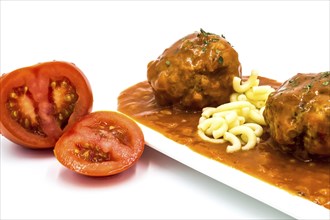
[{"x1": 118, "y1": 78, "x2": 330, "y2": 209}]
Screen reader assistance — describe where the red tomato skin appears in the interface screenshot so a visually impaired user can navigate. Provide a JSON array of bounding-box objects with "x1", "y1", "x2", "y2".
[
  {"x1": 0, "y1": 61, "x2": 93, "y2": 149},
  {"x1": 54, "y1": 111, "x2": 145, "y2": 177}
]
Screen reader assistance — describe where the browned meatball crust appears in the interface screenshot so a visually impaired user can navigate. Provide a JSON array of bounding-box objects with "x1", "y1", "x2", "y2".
[
  {"x1": 264, "y1": 72, "x2": 330, "y2": 161},
  {"x1": 147, "y1": 29, "x2": 242, "y2": 110}
]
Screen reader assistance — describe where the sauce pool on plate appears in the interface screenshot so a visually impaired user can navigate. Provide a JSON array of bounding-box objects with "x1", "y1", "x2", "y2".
[{"x1": 117, "y1": 77, "x2": 330, "y2": 210}]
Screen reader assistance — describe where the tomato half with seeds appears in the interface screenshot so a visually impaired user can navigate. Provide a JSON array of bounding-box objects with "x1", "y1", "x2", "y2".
[
  {"x1": 0, "y1": 61, "x2": 93, "y2": 148},
  {"x1": 54, "y1": 111, "x2": 145, "y2": 176}
]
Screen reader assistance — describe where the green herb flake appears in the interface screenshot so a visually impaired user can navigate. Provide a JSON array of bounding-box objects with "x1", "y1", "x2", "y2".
[
  {"x1": 199, "y1": 28, "x2": 214, "y2": 37},
  {"x1": 289, "y1": 79, "x2": 298, "y2": 87},
  {"x1": 218, "y1": 56, "x2": 224, "y2": 64},
  {"x1": 322, "y1": 81, "x2": 329, "y2": 86},
  {"x1": 200, "y1": 28, "x2": 208, "y2": 36},
  {"x1": 304, "y1": 83, "x2": 312, "y2": 92},
  {"x1": 321, "y1": 71, "x2": 330, "y2": 78},
  {"x1": 165, "y1": 60, "x2": 171, "y2": 66}
]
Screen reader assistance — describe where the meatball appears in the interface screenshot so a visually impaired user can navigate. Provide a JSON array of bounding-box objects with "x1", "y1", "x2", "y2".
[
  {"x1": 264, "y1": 72, "x2": 330, "y2": 161},
  {"x1": 147, "y1": 29, "x2": 242, "y2": 110}
]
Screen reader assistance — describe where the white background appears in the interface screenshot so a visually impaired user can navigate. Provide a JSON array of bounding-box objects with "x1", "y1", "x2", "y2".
[{"x1": 1, "y1": 1, "x2": 329, "y2": 219}]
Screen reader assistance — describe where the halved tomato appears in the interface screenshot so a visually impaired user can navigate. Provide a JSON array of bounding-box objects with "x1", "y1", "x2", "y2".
[
  {"x1": 54, "y1": 111, "x2": 145, "y2": 176},
  {"x1": 0, "y1": 61, "x2": 93, "y2": 148}
]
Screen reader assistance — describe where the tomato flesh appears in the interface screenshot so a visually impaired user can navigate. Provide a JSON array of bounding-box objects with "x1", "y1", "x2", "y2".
[
  {"x1": 75, "y1": 143, "x2": 111, "y2": 163},
  {"x1": 54, "y1": 111, "x2": 145, "y2": 176},
  {"x1": 6, "y1": 85, "x2": 44, "y2": 136},
  {"x1": 49, "y1": 78, "x2": 78, "y2": 129},
  {"x1": 0, "y1": 61, "x2": 93, "y2": 148}
]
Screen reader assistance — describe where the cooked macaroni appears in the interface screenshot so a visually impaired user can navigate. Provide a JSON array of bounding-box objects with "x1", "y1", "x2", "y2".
[{"x1": 197, "y1": 70, "x2": 275, "y2": 152}]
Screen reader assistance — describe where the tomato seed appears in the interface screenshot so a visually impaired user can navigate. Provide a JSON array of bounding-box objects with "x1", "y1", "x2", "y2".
[
  {"x1": 8, "y1": 102, "x2": 16, "y2": 108},
  {"x1": 64, "y1": 94, "x2": 73, "y2": 102},
  {"x1": 58, "y1": 113, "x2": 64, "y2": 121},
  {"x1": 11, "y1": 110, "x2": 18, "y2": 118},
  {"x1": 6, "y1": 85, "x2": 44, "y2": 136},
  {"x1": 50, "y1": 81, "x2": 57, "y2": 89},
  {"x1": 82, "y1": 150, "x2": 90, "y2": 158},
  {"x1": 75, "y1": 143, "x2": 111, "y2": 163},
  {"x1": 49, "y1": 78, "x2": 78, "y2": 129},
  {"x1": 9, "y1": 92, "x2": 18, "y2": 99},
  {"x1": 61, "y1": 81, "x2": 68, "y2": 87},
  {"x1": 24, "y1": 118, "x2": 30, "y2": 128},
  {"x1": 23, "y1": 86, "x2": 28, "y2": 93}
]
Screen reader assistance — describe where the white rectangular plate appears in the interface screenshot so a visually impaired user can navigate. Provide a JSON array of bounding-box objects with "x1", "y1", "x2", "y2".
[{"x1": 136, "y1": 122, "x2": 330, "y2": 220}]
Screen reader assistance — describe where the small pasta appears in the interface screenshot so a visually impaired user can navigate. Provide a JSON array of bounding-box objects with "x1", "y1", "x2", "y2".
[
  {"x1": 239, "y1": 106, "x2": 251, "y2": 119},
  {"x1": 237, "y1": 94, "x2": 248, "y2": 101},
  {"x1": 229, "y1": 126, "x2": 257, "y2": 151},
  {"x1": 224, "y1": 132, "x2": 241, "y2": 153},
  {"x1": 233, "y1": 70, "x2": 259, "y2": 93},
  {"x1": 248, "y1": 100, "x2": 266, "y2": 109},
  {"x1": 212, "y1": 122, "x2": 228, "y2": 139},
  {"x1": 197, "y1": 69, "x2": 275, "y2": 153},
  {"x1": 252, "y1": 85, "x2": 274, "y2": 94},
  {"x1": 224, "y1": 111, "x2": 238, "y2": 124},
  {"x1": 201, "y1": 107, "x2": 217, "y2": 118},
  {"x1": 245, "y1": 89, "x2": 270, "y2": 101},
  {"x1": 213, "y1": 110, "x2": 238, "y2": 118},
  {"x1": 229, "y1": 93, "x2": 239, "y2": 102},
  {"x1": 205, "y1": 118, "x2": 225, "y2": 136},
  {"x1": 198, "y1": 130, "x2": 226, "y2": 144},
  {"x1": 216, "y1": 101, "x2": 255, "y2": 112},
  {"x1": 248, "y1": 109, "x2": 266, "y2": 125},
  {"x1": 259, "y1": 106, "x2": 266, "y2": 116},
  {"x1": 243, "y1": 123, "x2": 263, "y2": 137}
]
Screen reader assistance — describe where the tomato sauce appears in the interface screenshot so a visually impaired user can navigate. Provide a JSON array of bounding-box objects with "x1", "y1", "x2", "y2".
[{"x1": 117, "y1": 78, "x2": 330, "y2": 210}]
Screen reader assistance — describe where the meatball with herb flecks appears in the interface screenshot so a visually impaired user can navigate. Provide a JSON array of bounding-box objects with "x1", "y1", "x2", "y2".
[
  {"x1": 147, "y1": 29, "x2": 242, "y2": 110},
  {"x1": 264, "y1": 71, "x2": 330, "y2": 161}
]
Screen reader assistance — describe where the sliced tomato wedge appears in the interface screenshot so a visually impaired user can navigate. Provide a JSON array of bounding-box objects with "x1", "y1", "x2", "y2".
[
  {"x1": 0, "y1": 61, "x2": 93, "y2": 148},
  {"x1": 54, "y1": 111, "x2": 145, "y2": 176}
]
